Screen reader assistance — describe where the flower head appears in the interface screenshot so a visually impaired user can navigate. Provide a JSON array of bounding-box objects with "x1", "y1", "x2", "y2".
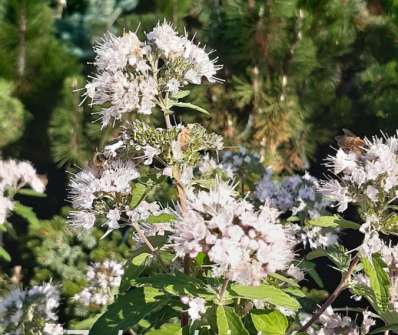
[
  {"x1": 85, "y1": 22, "x2": 221, "y2": 127},
  {"x1": 171, "y1": 181, "x2": 295, "y2": 285},
  {"x1": 74, "y1": 259, "x2": 124, "y2": 308}
]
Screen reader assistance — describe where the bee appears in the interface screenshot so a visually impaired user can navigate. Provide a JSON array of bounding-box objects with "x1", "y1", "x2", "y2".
[
  {"x1": 177, "y1": 127, "x2": 190, "y2": 150},
  {"x1": 88, "y1": 151, "x2": 108, "y2": 176},
  {"x1": 335, "y1": 129, "x2": 366, "y2": 155}
]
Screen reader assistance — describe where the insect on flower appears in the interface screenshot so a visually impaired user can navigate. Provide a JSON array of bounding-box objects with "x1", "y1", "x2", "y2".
[{"x1": 335, "y1": 129, "x2": 366, "y2": 156}]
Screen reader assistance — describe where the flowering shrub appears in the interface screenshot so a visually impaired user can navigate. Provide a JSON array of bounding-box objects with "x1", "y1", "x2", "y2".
[
  {"x1": 65, "y1": 22, "x2": 398, "y2": 335},
  {"x1": 4, "y1": 21, "x2": 398, "y2": 335}
]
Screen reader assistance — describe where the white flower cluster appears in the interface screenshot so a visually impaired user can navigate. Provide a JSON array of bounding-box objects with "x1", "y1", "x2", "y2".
[
  {"x1": 321, "y1": 134, "x2": 398, "y2": 214},
  {"x1": 0, "y1": 283, "x2": 63, "y2": 335},
  {"x1": 85, "y1": 22, "x2": 221, "y2": 127},
  {"x1": 74, "y1": 259, "x2": 124, "y2": 308},
  {"x1": 305, "y1": 307, "x2": 375, "y2": 335},
  {"x1": 180, "y1": 296, "x2": 206, "y2": 321},
  {"x1": 68, "y1": 159, "x2": 139, "y2": 233},
  {"x1": 171, "y1": 181, "x2": 295, "y2": 286},
  {"x1": 0, "y1": 159, "x2": 45, "y2": 224},
  {"x1": 255, "y1": 169, "x2": 336, "y2": 249},
  {"x1": 68, "y1": 158, "x2": 173, "y2": 239},
  {"x1": 146, "y1": 22, "x2": 221, "y2": 84}
]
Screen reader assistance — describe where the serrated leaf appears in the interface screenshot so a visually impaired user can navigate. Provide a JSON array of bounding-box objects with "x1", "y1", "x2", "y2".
[
  {"x1": 362, "y1": 255, "x2": 390, "y2": 313},
  {"x1": 251, "y1": 310, "x2": 288, "y2": 335},
  {"x1": 229, "y1": 284, "x2": 300, "y2": 310},
  {"x1": 307, "y1": 215, "x2": 360, "y2": 229},
  {"x1": 133, "y1": 272, "x2": 213, "y2": 299},
  {"x1": 13, "y1": 202, "x2": 40, "y2": 227},
  {"x1": 89, "y1": 287, "x2": 167, "y2": 335},
  {"x1": 0, "y1": 246, "x2": 11, "y2": 262},
  {"x1": 130, "y1": 183, "x2": 147, "y2": 209},
  {"x1": 147, "y1": 213, "x2": 176, "y2": 224},
  {"x1": 326, "y1": 245, "x2": 351, "y2": 271},
  {"x1": 172, "y1": 102, "x2": 209, "y2": 115},
  {"x1": 216, "y1": 306, "x2": 249, "y2": 335}
]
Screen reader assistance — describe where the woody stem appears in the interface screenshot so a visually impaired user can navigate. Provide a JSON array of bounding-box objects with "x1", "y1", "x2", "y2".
[{"x1": 299, "y1": 254, "x2": 360, "y2": 332}]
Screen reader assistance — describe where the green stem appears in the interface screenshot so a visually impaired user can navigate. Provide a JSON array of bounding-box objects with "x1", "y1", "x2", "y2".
[{"x1": 218, "y1": 278, "x2": 230, "y2": 304}]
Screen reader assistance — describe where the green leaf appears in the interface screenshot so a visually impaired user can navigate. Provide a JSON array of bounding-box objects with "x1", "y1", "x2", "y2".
[
  {"x1": 89, "y1": 287, "x2": 167, "y2": 335},
  {"x1": 287, "y1": 215, "x2": 300, "y2": 222},
  {"x1": 147, "y1": 213, "x2": 176, "y2": 224},
  {"x1": 130, "y1": 183, "x2": 148, "y2": 209},
  {"x1": 172, "y1": 90, "x2": 190, "y2": 99},
  {"x1": 362, "y1": 255, "x2": 390, "y2": 313},
  {"x1": 298, "y1": 261, "x2": 324, "y2": 288},
  {"x1": 13, "y1": 202, "x2": 40, "y2": 227},
  {"x1": 230, "y1": 284, "x2": 300, "y2": 310},
  {"x1": 381, "y1": 311, "x2": 398, "y2": 326},
  {"x1": 216, "y1": 306, "x2": 249, "y2": 335},
  {"x1": 251, "y1": 310, "x2": 288, "y2": 335},
  {"x1": 71, "y1": 314, "x2": 102, "y2": 330},
  {"x1": 269, "y1": 272, "x2": 300, "y2": 287},
  {"x1": 326, "y1": 245, "x2": 351, "y2": 271},
  {"x1": 283, "y1": 287, "x2": 306, "y2": 298},
  {"x1": 17, "y1": 188, "x2": 46, "y2": 197},
  {"x1": 146, "y1": 323, "x2": 183, "y2": 335},
  {"x1": 307, "y1": 246, "x2": 351, "y2": 271},
  {"x1": 133, "y1": 272, "x2": 213, "y2": 299},
  {"x1": 119, "y1": 252, "x2": 151, "y2": 292},
  {"x1": 172, "y1": 102, "x2": 209, "y2": 115},
  {"x1": 307, "y1": 215, "x2": 360, "y2": 229},
  {"x1": 0, "y1": 246, "x2": 11, "y2": 262},
  {"x1": 306, "y1": 249, "x2": 328, "y2": 260},
  {"x1": 369, "y1": 324, "x2": 398, "y2": 334}
]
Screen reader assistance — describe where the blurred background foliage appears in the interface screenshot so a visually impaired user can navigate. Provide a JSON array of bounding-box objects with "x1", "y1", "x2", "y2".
[
  {"x1": 1, "y1": 0, "x2": 398, "y2": 327},
  {"x1": 1, "y1": 0, "x2": 398, "y2": 175}
]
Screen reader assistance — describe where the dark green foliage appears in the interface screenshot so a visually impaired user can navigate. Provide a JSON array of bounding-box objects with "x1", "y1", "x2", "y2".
[
  {"x1": 0, "y1": 79, "x2": 28, "y2": 148},
  {"x1": 204, "y1": 0, "x2": 398, "y2": 171},
  {"x1": 49, "y1": 75, "x2": 102, "y2": 167},
  {"x1": 0, "y1": 0, "x2": 78, "y2": 163}
]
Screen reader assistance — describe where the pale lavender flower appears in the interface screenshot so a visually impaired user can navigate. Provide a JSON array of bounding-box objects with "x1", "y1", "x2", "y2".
[
  {"x1": 180, "y1": 296, "x2": 206, "y2": 321},
  {"x1": 171, "y1": 181, "x2": 295, "y2": 286}
]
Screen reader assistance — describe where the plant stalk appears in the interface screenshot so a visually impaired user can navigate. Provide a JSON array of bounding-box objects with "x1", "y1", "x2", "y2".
[
  {"x1": 218, "y1": 278, "x2": 230, "y2": 304},
  {"x1": 299, "y1": 254, "x2": 360, "y2": 332},
  {"x1": 130, "y1": 221, "x2": 167, "y2": 271}
]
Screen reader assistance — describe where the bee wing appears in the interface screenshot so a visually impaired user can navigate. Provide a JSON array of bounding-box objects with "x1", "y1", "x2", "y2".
[
  {"x1": 335, "y1": 135, "x2": 345, "y2": 144},
  {"x1": 342, "y1": 128, "x2": 357, "y2": 137}
]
